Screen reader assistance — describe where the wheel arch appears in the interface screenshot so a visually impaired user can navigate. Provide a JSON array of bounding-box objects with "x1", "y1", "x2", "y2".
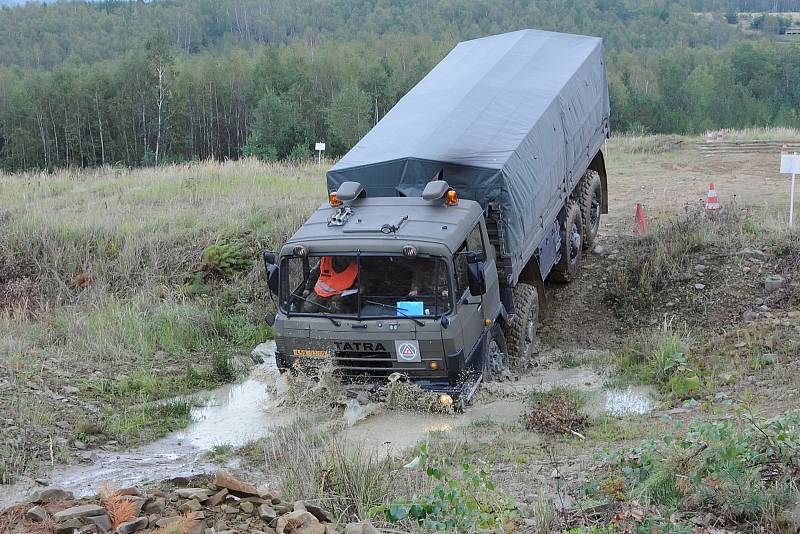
[{"x1": 588, "y1": 149, "x2": 609, "y2": 214}]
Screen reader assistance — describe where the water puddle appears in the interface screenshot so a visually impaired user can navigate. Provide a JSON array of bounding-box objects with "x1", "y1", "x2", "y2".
[
  {"x1": 603, "y1": 386, "x2": 654, "y2": 416},
  {"x1": 1, "y1": 344, "x2": 655, "y2": 509},
  {"x1": 1, "y1": 342, "x2": 285, "y2": 507}
]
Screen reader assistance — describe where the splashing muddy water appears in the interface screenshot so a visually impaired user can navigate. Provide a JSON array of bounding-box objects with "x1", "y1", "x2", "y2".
[
  {"x1": 0, "y1": 341, "x2": 288, "y2": 507},
  {"x1": 1, "y1": 345, "x2": 655, "y2": 509}
]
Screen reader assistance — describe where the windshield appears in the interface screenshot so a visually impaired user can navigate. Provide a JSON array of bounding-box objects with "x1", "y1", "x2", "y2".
[{"x1": 279, "y1": 254, "x2": 451, "y2": 318}]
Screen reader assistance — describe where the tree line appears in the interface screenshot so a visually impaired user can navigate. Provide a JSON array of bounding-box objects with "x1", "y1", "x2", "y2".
[{"x1": 0, "y1": 0, "x2": 798, "y2": 171}]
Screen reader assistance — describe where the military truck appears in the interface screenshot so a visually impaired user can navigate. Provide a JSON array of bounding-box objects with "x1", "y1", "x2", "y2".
[{"x1": 264, "y1": 29, "x2": 610, "y2": 402}]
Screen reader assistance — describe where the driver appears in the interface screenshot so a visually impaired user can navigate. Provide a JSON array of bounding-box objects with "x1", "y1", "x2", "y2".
[{"x1": 302, "y1": 256, "x2": 358, "y2": 313}]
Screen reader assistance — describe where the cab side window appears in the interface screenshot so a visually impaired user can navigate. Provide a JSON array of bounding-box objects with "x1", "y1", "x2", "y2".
[{"x1": 454, "y1": 224, "x2": 485, "y2": 296}]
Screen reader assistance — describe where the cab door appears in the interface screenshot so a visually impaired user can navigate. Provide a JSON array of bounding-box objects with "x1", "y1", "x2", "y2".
[{"x1": 453, "y1": 222, "x2": 489, "y2": 369}]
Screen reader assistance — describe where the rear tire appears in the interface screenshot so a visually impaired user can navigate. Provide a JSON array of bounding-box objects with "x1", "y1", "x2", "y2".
[
  {"x1": 551, "y1": 202, "x2": 583, "y2": 283},
  {"x1": 483, "y1": 324, "x2": 509, "y2": 382},
  {"x1": 578, "y1": 170, "x2": 603, "y2": 250},
  {"x1": 502, "y1": 283, "x2": 539, "y2": 367}
]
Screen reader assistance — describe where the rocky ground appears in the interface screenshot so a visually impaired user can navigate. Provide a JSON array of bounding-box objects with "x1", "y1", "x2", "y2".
[{"x1": 1, "y1": 471, "x2": 380, "y2": 534}]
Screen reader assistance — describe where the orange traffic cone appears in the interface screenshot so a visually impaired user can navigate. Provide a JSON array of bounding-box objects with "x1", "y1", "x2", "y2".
[
  {"x1": 706, "y1": 183, "x2": 720, "y2": 211},
  {"x1": 634, "y1": 203, "x2": 649, "y2": 236}
]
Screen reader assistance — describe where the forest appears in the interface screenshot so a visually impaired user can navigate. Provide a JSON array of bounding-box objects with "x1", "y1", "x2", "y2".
[{"x1": 0, "y1": 0, "x2": 799, "y2": 170}]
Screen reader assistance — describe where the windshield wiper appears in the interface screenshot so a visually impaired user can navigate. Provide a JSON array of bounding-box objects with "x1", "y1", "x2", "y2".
[
  {"x1": 290, "y1": 293, "x2": 341, "y2": 327},
  {"x1": 363, "y1": 299, "x2": 425, "y2": 326}
]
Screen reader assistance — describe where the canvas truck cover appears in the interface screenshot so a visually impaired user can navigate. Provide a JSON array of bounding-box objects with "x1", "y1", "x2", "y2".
[{"x1": 327, "y1": 29, "x2": 610, "y2": 280}]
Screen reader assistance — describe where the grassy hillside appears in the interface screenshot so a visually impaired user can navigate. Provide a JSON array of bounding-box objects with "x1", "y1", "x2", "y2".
[{"x1": 0, "y1": 159, "x2": 323, "y2": 481}]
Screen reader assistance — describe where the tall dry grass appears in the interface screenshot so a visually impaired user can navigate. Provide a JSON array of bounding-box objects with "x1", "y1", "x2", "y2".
[{"x1": 0, "y1": 159, "x2": 328, "y2": 471}]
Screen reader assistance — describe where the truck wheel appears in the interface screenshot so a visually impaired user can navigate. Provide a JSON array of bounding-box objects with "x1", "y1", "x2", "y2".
[
  {"x1": 502, "y1": 283, "x2": 539, "y2": 367},
  {"x1": 551, "y1": 202, "x2": 583, "y2": 283},
  {"x1": 578, "y1": 170, "x2": 602, "y2": 249},
  {"x1": 483, "y1": 324, "x2": 509, "y2": 382}
]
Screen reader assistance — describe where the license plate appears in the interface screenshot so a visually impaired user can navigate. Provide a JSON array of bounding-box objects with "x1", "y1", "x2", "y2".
[{"x1": 292, "y1": 348, "x2": 330, "y2": 358}]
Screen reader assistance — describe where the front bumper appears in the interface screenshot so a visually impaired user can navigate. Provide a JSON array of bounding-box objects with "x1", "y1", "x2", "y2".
[{"x1": 275, "y1": 347, "x2": 468, "y2": 394}]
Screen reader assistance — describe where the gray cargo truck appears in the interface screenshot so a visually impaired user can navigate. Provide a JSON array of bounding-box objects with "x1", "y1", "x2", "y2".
[{"x1": 264, "y1": 29, "x2": 610, "y2": 402}]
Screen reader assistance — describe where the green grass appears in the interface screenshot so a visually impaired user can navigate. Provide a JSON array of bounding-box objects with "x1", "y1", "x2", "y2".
[
  {"x1": 609, "y1": 322, "x2": 693, "y2": 391},
  {"x1": 0, "y1": 159, "x2": 325, "y2": 479}
]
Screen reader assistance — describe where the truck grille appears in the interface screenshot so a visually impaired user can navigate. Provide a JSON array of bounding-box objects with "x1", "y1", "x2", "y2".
[{"x1": 334, "y1": 351, "x2": 393, "y2": 369}]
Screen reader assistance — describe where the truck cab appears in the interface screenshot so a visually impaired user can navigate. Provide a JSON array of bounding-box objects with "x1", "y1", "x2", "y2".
[{"x1": 266, "y1": 182, "x2": 505, "y2": 397}]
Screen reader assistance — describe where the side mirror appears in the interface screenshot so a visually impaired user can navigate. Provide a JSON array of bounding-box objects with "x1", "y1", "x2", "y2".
[
  {"x1": 267, "y1": 264, "x2": 279, "y2": 295},
  {"x1": 466, "y1": 251, "x2": 486, "y2": 264},
  {"x1": 263, "y1": 251, "x2": 276, "y2": 266},
  {"x1": 265, "y1": 313, "x2": 276, "y2": 327},
  {"x1": 467, "y1": 262, "x2": 486, "y2": 296}
]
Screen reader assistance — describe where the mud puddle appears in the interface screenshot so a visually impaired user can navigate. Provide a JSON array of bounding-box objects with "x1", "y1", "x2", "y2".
[{"x1": 1, "y1": 342, "x2": 287, "y2": 508}]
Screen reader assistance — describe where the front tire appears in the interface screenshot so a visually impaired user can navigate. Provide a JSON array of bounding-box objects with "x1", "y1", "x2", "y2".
[
  {"x1": 483, "y1": 324, "x2": 509, "y2": 382},
  {"x1": 578, "y1": 170, "x2": 603, "y2": 249},
  {"x1": 551, "y1": 201, "x2": 583, "y2": 283},
  {"x1": 502, "y1": 283, "x2": 539, "y2": 368}
]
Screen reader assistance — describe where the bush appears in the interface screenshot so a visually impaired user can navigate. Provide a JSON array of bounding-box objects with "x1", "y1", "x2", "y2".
[
  {"x1": 370, "y1": 443, "x2": 518, "y2": 531},
  {"x1": 600, "y1": 409, "x2": 800, "y2": 529}
]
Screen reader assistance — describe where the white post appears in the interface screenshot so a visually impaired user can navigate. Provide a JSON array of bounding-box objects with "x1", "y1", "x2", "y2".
[{"x1": 317, "y1": 149, "x2": 322, "y2": 167}]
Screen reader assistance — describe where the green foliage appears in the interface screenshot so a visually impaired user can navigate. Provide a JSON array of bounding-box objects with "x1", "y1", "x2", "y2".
[
  {"x1": 602, "y1": 409, "x2": 800, "y2": 528},
  {"x1": 611, "y1": 323, "x2": 696, "y2": 396},
  {"x1": 370, "y1": 442, "x2": 518, "y2": 531},
  {"x1": 200, "y1": 242, "x2": 251, "y2": 278},
  {"x1": 1, "y1": 1, "x2": 800, "y2": 171}
]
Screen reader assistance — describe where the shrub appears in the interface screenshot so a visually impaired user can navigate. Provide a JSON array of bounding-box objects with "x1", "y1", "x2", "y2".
[
  {"x1": 601, "y1": 409, "x2": 800, "y2": 529},
  {"x1": 370, "y1": 443, "x2": 518, "y2": 531}
]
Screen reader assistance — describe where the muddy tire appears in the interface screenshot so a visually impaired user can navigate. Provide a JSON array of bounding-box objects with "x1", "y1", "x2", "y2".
[
  {"x1": 550, "y1": 201, "x2": 583, "y2": 283},
  {"x1": 502, "y1": 283, "x2": 539, "y2": 367},
  {"x1": 578, "y1": 170, "x2": 603, "y2": 250},
  {"x1": 483, "y1": 324, "x2": 509, "y2": 382}
]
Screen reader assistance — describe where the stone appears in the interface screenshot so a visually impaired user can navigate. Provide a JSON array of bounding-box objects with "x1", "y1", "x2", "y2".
[
  {"x1": 694, "y1": 264, "x2": 706, "y2": 272},
  {"x1": 738, "y1": 248, "x2": 767, "y2": 261},
  {"x1": 214, "y1": 470, "x2": 259, "y2": 496},
  {"x1": 128, "y1": 496, "x2": 147, "y2": 516},
  {"x1": 240, "y1": 501, "x2": 255, "y2": 514},
  {"x1": 205, "y1": 488, "x2": 228, "y2": 507},
  {"x1": 742, "y1": 310, "x2": 758, "y2": 323},
  {"x1": 293, "y1": 501, "x2": 307, "y2": 512},
  {"x1": 31, "y1": 487, "x2": 75, "y2": 503},
  {"x1": 63, "y1": 385, "x2": 80, "y2": 395},
  {"x1": 694, "y1": 283, "x2": 705, "y2": 290},
  {"x1": 176, "y1": 488, "x2": 212, "y2": 500},
  {"x1": 53, "y1": 503, "x2": 107, "y2": 521},
  {"x1": 86, "y1": 514, "x2": 113, "y2": 532},
  {"x1": 275, "y1": 510, "x2": 325, "y2": 534},
  {"x1": 118, "y1": 487, "x2": 142, "y2": 497},
  {"x1": 143, "y1": 497, "x2": 166, "y2": 515},
  {"x1": 73, "y1": 440, "x2": 87, "y2": 450},
  {"x1": 54, "y1": 518, "x2": 84, "y2": 534},
  {"x1": 222, "y1": 504, "x2": 239, "y2": 514},
  {"x1": 305, "y1": 503, "x2": 335, "y2": 523},
  {"x1": 259, "y1": 504, "x2": 277, "y2": 521},
  {"x1": 592, "y1": 244, "x2": 606, "y2": 255},
  {"x1": 155, "y1": 516, "x2": 181, "y2": 528},
  {"x1": 26, "y1": 505, "x2": 49, "y2": 522},
  {"x1": 117, "y1": 516, "x2": 149, "y2": 534},
  {"x1": 256, "y1": 485, "x2": 279, "y2": 500},
  {"x1": 344, "y1": 522, "x2": 379, "y2": 534},
  {"x1": 765, "y1": 274, "x2": 786, "y2": 292},
  {"x1": 181, "y1": 499, "x2": 202, "y2": 513}
]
